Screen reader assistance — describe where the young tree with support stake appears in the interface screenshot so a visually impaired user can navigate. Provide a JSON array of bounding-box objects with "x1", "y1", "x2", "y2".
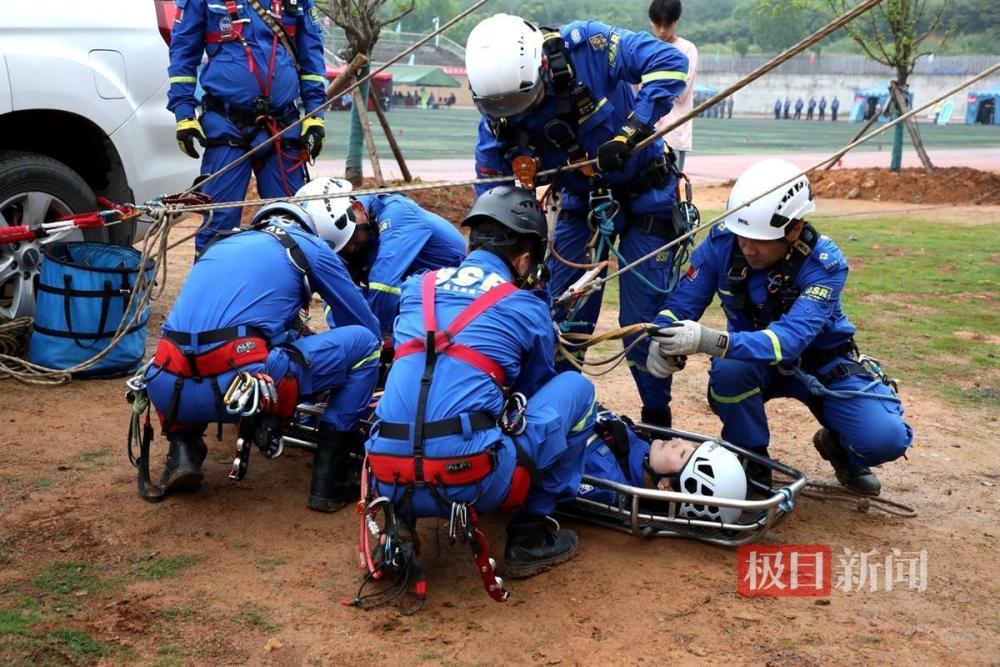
[
  {"x1": 318, "y1": 0, "x2": 415, "y2": 185},
  {"x1": 826, "y1": 0, "x2": 953, "y2": 172}
]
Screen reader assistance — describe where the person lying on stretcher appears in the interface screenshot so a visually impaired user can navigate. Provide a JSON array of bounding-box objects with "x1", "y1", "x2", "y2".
[{"x1": 574, "y1": 410, "x2": 748, "y2": 523}]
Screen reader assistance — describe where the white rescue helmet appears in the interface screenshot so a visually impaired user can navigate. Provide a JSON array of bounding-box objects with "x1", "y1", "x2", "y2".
[
  {"x1": 294, "y1": 177, "x2": 356, "y2": 252},
  {"x1": 250, "y1": 201, "x2": 316, "y2": 234},
  {"x1": 677, "y1": 440, "x2": 748, "y2": 524},
  {"x1": 465, "y1": 14, "x2": 545, "y2": 119},
  {"x1": 722, "y1": 158, "x2": 816, "y2": 241}
]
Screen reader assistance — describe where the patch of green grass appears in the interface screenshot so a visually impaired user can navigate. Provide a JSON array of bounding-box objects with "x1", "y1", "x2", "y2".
[
  {"x1": 816, "y1": 216, "x2": 999, "y2": 403},
  {"x1": 255, "y1": 557, "x2": 287, "y2": 574},
  {"x1": 231, "y1": 602, "x2": 282, "y2": 633},
  {"x1": 45, "y1": 627, "x2": 109, "y2": 660},
  {"x1": 0, "y1": 608, "x2": 39, "y2": 635},
  {"x1": 33, "y1": 562, "x2": 107, "y2": 600},
  {"x1": 130, "y1": 554, "x2": 201, "y2": 582},
  {"x1": 31, "y1": 478, "x2": 51, "y2": 489},
  {"x1": 78, "y1": 447, "x2": 112, "y2": 463}
]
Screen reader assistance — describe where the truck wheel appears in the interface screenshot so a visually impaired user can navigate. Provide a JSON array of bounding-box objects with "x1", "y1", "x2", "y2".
[{"x1": 0, "y1": 150, "x2": 104, "y2": 319}]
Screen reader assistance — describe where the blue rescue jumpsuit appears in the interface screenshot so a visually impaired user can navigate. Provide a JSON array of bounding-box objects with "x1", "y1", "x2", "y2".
[
  {"x1": 653, "y1": 224, "x2": 913, "y2": 467},
  {"x1": 474, "y1": 21, "x2": 689, "y2": 416},
  {"x1": 168, "y1": 0, "x2": 329, "y2": 252},
  {"x1": 330, "y1": 194, "x2": 467, "y2": 337},
  {"x1": 575, "y1": 425, "x2": 650, "y2": 505},
  {"x1": 146, "y1": 223, "x2": 381, "y2": 433},
  {"x1": 367, "y1": 250, "x2": 598, "y2": 517}
]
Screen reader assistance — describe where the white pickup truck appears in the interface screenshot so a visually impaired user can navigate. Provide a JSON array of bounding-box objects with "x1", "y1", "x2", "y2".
[{"x1": 0, "y1": 0, "x2": 198, "y2": 318}]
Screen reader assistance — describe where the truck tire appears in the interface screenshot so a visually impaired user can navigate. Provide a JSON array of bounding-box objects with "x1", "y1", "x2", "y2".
[{"x1": 0, "y1": 150, "x2": 106, "y2": 319}]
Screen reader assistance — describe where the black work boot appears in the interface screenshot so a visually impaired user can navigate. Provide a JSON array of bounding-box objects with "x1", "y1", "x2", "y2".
[
  {"x1": 161, "y1": 432, "x2": 207, "y2": 494},
  {"x1": 743, "y1": 449, "x2": 774, "y2": 495},
  {"x1": 502, "y1": 514, "x2": 579, "y2": 579},
  {"x1": 308, "y1": 429, "x2": 361, "y2": 513},
  {"x1": 640, "y1": 406, "x2": 672, "y2": 429},
  {"x1": 812, "y1": 428, "x2": 882, "y2": 496}
]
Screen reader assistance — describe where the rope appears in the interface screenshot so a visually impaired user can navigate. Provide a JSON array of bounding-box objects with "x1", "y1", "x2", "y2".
[
  {"x1": 0, "y1": 205, "x2": 177, "y2": 385},
  {"x1": 0, "y1": 317, "x2": 31, "y2": 357},
  {"x1": 634, "y1": 0, "x2": 888, "y2": 154},
  {"x1": 580, "y1": 61, "x2": 1000, "y2": 302},
  {"x1": 183, "y1": 0, "x2": 495, "y2": 200},
  {"x1": 802, "y1": 481, "x2": 917, "y2": 518},
  {"x1": 166, "y1": 0, "x2": 894, "y2": 218}
]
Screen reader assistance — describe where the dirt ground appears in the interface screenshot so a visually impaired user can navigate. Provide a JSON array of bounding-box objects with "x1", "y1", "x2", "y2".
[
  {"x1": 2, "y1": 183, "x2": 1000, "y2": 666},
  {"x1": 808, "y1": 167, "x2": 1000, "y2": 205}
]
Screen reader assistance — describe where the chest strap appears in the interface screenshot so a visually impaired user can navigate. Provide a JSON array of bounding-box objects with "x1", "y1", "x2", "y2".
[
  {"x1": 725, "y1": 223, "x2": 819, "y2": 330},
  {"x1": 395, "y1": 271, "x2": 517, "y2": 386}
]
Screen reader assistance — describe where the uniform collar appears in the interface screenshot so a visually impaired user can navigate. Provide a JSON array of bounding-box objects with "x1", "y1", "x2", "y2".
[{"x1": 466, "y1": 249, "x2": 516, "y2": 282}]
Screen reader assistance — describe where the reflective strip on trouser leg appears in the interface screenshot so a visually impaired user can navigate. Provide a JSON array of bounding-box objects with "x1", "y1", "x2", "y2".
[
  {"x1": 707, "y1": 357, "x2": 774, "y2": 450},
  {"x1": 273, "y1": 325, "x2": 380, "y2": 431}
]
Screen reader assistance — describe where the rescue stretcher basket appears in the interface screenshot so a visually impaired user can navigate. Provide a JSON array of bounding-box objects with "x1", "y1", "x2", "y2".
[{"x1": 557, "y1": 423, "x2": 808, "y2": 547}]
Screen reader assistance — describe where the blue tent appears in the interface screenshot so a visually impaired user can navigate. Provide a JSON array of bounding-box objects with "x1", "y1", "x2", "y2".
[
  {"x1": 965, "y1": 86, "x2": 1000, "y2": 125},
  {"x1": 850, "y1": 84, "x2": 913, "y2": 122}
]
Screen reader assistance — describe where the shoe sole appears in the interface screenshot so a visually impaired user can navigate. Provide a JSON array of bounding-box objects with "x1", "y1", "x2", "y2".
[
  {"x1": 162, "y1": 468, "x2": 203, "y2": 494},
  {"x1": 501, "y1": 547, "x2": 579, "y2": 580},
  {"x1": 307, "y1": 495, "x2": 351, "y2": 513}
]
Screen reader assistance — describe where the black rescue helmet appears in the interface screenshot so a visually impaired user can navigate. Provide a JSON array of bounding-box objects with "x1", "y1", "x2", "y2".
[{"x1": 461, "y1": 186, "x2": 547, "y2": 240}]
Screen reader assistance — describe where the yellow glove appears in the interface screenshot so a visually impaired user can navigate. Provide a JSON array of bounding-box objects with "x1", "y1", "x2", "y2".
[
  {"x1": 176, "y1": 118, "x2": 206, "y2": 159},
  {"x1": 301, "y1": 116, "x2": 326, "y2": 160}
]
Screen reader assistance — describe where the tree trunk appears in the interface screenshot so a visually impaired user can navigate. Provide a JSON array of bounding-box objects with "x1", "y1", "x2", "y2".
[
  {"x1": 345, "y1": 62, "x2": 371, "y2": 187},
  {"x1": 352, "y1": 85, "x2": 385, "y2": 187},
  {"x1": 890, "y1": 81, "x2": 934, "y2": 173},
  {"x1": 823, "y1": 95, "x2": 893, "y2": 172},
  {"x1": 369, "y1": 89, "x2": 412, "y2": 183}
]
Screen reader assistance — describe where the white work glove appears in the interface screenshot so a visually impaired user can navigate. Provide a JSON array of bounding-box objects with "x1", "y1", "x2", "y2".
[
  {"x1": 652, "y1": 320, "x2": 730, "y2": 357},
  {"x1": 645, "y1": 340, "x2": 687, "y2": 379}
]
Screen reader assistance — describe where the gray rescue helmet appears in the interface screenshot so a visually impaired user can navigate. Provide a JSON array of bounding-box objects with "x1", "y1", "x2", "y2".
[
  {"x1": 250, "y1": 201, "x2": 317, "y2": 235},
  {"x1": 461, "y1": 186, "x2": 547, "y2": 264}
]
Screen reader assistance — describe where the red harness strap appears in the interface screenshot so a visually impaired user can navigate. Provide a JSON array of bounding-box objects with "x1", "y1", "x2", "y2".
[
  {"x1": 367, "y1": 449, "x2": 497, "y2": 487},
  {"x1": 152, "y1": 337, "x2": 268, "y2": 377},
  {"x1": 395, "y1": 271, "x2": 517, "y2": 386}
]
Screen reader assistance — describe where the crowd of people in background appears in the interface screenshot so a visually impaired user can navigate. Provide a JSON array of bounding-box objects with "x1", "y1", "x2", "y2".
[
  {"x1": 390, "y1": 89, "x2": 457, "y2": 110},
  {"x1": 774, "y1": 95, "x2": 840, "y2": 121}
]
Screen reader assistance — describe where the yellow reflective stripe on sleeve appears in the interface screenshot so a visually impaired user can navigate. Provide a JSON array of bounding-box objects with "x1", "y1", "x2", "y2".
[
  {"x1": 657, "y1": 309, "x2": 678, "y2": 321},
  {"x1": 640, "y1": 71, "x2": 688, "y2": 84},
  {"x1": 763, "y1": 329, "x2": 783, "y2": 364},
  {"x1": 718, "y1": 289, "x2": 733, "y2": 296},
  {"x1": 300, "y1": 74, "x2": 326, "y2": 83},
  {"x1": 351, "y1": 347, "x2": 381, "y2": 370},
  {"x1": 169, "y1": 76, "x2": 197, "y2": 84},
  {"x1": 323, "y1": 305, "x2": 331, "y2": 316},
  {"x1": 579, "y1": 97, "x2": 608, "y2": 124},
  {"x1": 709, "y1": 386, "x2": 761, "y2": 404},
  {"x1": 369, "y1": 282, "x2": 402, "y2": 295},
  {"x1": 571, "y1": 399, "x2": 598, "y2": 433}
]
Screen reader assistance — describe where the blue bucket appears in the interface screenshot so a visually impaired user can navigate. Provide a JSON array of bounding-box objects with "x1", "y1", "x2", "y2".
[{"x1": 28, "y1": 242, "x2": 154, "y2": 377}]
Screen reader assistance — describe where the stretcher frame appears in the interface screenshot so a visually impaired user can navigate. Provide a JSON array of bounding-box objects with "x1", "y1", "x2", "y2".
[
  {"x1": 557, "y1": 422, "x2": 808, "y2": 547},
  {"x1": 280, "y1": 409, "x2": 807, "y2": 547}
]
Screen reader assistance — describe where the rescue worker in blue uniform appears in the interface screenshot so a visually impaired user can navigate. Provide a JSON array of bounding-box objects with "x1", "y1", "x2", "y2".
[
  {"x1": 296, "y1": 177, "x2": 467, "y2": 337},
  {"x1": 144, "y1": 201, "x2": 381, "y2": 510},
  {"x1": 646, "y1": 159, "x2": 913, "y2": 495},
  {"x1": 465, "y1": 14, "x2": 689, "y2": 429},
  {"x1": 168, "y1": 0, "x2": 329, "y2": 253},
  {"x1": 575, "y1": 410, "x2": 746, "y2": 523},
  {"x1": 366, "y1": 186, "x2": 598, "y2": 579}
]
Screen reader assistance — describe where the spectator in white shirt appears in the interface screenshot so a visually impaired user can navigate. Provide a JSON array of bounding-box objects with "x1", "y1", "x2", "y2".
[{"x1": 649, "y1": 0, "x2": 698, "y2": 172}]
